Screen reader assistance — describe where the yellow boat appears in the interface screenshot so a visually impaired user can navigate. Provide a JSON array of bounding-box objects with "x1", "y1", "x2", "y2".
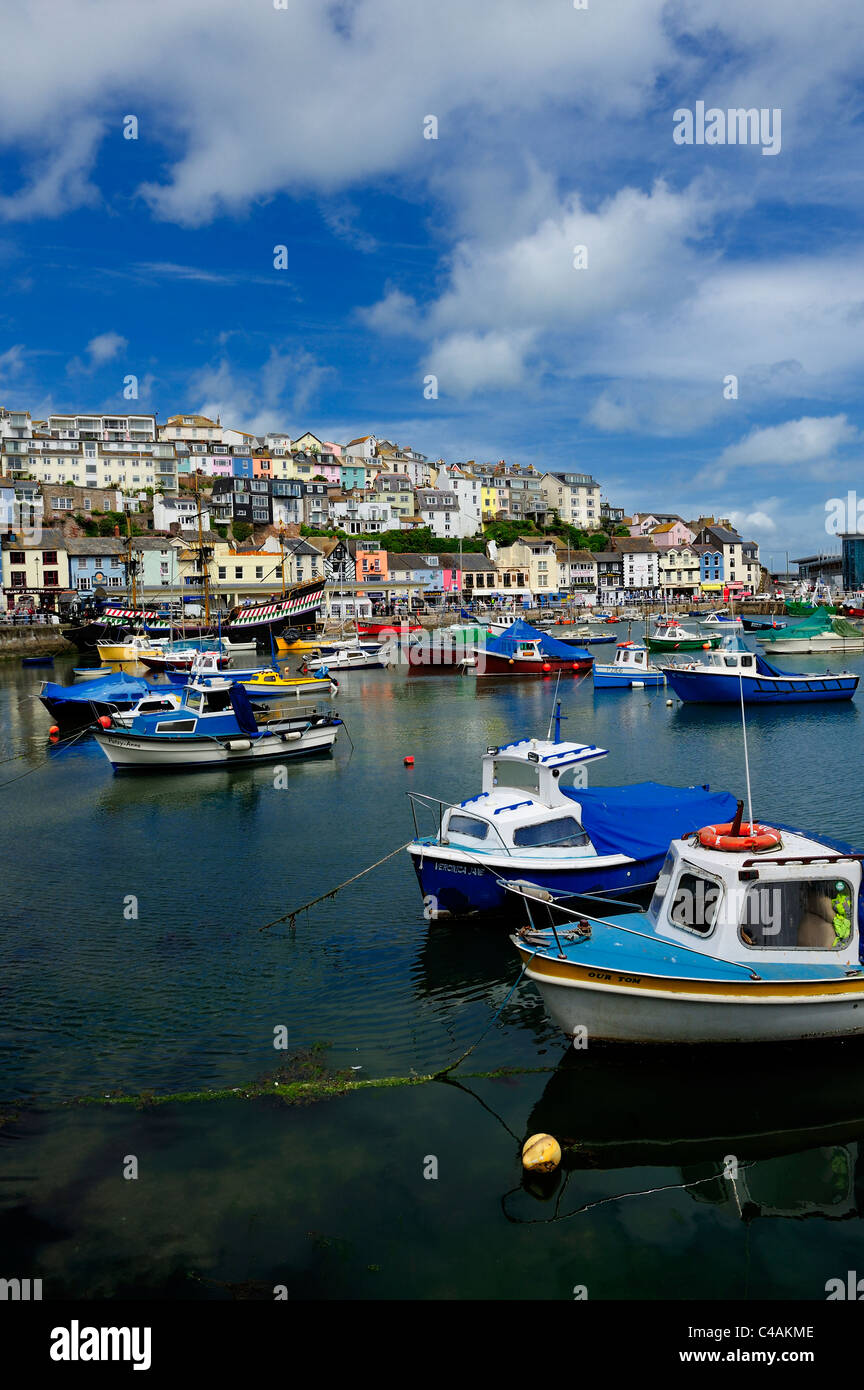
[
  {"x1": 96, "y1": 635, "x2": 164, "y2": 663},
  {"x1": 274, "y1": 634, "x2": 328, "y2": 654},
  {"x1": 239, "y1": 669, "x2": 336, "y2": 698}
]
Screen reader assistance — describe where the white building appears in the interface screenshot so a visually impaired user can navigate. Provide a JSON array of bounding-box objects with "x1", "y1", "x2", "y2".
[{"x1": 540, "y1": 472, "x2": 602, "y2": 529}]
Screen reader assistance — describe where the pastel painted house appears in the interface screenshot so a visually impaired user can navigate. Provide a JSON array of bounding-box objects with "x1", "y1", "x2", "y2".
[{"x1": 354, "y1": 541, "x2": 388, "y2": 584}]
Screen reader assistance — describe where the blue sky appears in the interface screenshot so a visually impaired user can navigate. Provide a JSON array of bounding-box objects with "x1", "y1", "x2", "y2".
[{"x1": 2, "y1": 0, "x2": 864, "y2": 564}]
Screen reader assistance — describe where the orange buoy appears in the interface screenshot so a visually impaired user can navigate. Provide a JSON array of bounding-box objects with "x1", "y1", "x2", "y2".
[
  {"x1": 49, "y1": 724, "x2": 59, "y2": 735},
  {"x1": 98, "y1": 715, "x2": 112, "y2": 728},
  {"x1": 542, "y1": 662, "x2": 551, "y2": 672},
  {"x1": 698, "y1": 823, "x2": 782, "y2": 853},
  {"x1": 702, "y1": 642, "x2": 710, "y2": 650},
  {"x1": 404, "y1": 755, "x2": 414, "y2": 766}
]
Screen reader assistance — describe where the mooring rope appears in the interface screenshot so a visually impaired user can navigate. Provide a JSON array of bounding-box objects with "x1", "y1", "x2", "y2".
[
  {"x1": 258, "y1": 840, "x2": 414, "y2": 931},
  {"x1": 0, "y1": 725, "x2": 92, "y2": 790}
]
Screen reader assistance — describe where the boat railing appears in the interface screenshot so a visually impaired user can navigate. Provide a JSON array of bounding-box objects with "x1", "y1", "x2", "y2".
[
  {"x1": 407, "y1": 791, "x2": 513, "y2": 856},
  {"x1": 502, "y1": 878, "x2": 762, "y2": 978}
]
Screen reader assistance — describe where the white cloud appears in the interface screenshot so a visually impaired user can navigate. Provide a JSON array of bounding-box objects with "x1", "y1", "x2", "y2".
[
  {"x1": 190, "y1": 347, "x2": 332, "y2": 435},
  {"x1": 425, "y1": 330, "x2": 534, "y2": 397},
  {"x1": 67, "y1": 331, "x2": 128, "y2": 375},
  {"x1": 718, "y1": 415, "x2": 859, "y2": 468}
]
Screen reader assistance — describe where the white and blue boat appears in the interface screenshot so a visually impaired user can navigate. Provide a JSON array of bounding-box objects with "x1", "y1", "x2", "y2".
[
  {"x1": 406, "y1": 721, "x2": 737, "y2": 917},
  {"x1": 662, "y1": 636, "x2": 858, "y2": 704},
  {"x1": 592, "y1": 641, "x2": 666, "y2": 689},
  {"x1": 510, "y1": 816, "x2": 864, "y2": 1044},
  {"x1": 93, "y1": 677, "x2": 341, "y2": 772}
]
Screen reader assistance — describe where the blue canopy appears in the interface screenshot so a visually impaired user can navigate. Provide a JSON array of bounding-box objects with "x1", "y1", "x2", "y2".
[
  {"x1": 484, "y1": 619, "x2": 591, "y2": 662},
  {"x1": 563, "y1": 781, "x2": 740, "y2": 859},
  {"x1": 41, "y1": 670, "x2": 150, "y2": 706},
  {"x1": 228, "y1": 682, "x2": 261, "y2": 736}
]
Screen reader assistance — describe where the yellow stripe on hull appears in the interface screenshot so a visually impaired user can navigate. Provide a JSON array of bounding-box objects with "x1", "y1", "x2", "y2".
[{"x1": 516, "y1": 946, "x2": 864, "y2": 1004}]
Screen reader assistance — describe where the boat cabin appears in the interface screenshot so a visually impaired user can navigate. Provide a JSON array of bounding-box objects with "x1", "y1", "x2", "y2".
[
  {"x1": 439, "y1": 739, "x2": 608, "y2": 854},
  {"x1": 612, "y1": 643, "x2": 653, "y2": 671},
  {"x1": 648, "y1": 831, "x2": 862, "y2": 970}
]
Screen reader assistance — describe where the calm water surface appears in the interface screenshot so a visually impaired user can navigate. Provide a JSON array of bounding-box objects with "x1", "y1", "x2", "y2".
[{"x1": 3, "y1": 635, "x2": 864, "y2": 1298}]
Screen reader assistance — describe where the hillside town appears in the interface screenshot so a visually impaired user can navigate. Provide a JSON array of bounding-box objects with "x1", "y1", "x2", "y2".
[{"x1": 0, "y1": 406, "x2": 776, "y2": 617}]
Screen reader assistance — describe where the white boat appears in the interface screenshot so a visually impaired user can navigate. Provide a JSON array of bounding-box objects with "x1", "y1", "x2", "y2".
[
  {"x1": 593, "y1": 641, "x2": 666, "y2": 688},
  {"x1": 406, "y1": 716, "x2": 737, "y2": 917},
  {"x1": 303, "y1": 644, "x2": 384, "y2": 672},
  {"x1": 511, "y1": 817, "x2": 864, "y2": 1044},
  {"x1": 93, "y1": 676, "x2": 341, "y2": 771}
]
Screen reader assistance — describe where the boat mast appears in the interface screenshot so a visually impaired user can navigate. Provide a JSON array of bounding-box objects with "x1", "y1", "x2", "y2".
[{"x1": 194, "y1": 471, "x2": 211, "y2": 628}]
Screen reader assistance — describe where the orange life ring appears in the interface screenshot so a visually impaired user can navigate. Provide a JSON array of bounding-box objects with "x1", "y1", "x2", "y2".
[{"x1": 698, "y1": 823, "x2": 782, "y2": 853}]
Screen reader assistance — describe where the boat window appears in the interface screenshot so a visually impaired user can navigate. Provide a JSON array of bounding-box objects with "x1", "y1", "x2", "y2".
[
  {"x1": 156, "y1": 718, "x2": 196, "y2": 732},
  {"x1": 203, "y1": 691, "x2": 233, "y2": 712},
  {"x1": 668, "y1": 870, "x2": 721, "y2": 935},
  {"x1": 739, "y1": 879, "x2": 854, "y2": 950},
  {"x1": 512, "y1": 816, "x2": 589, "y2": 848},
  {"x1": 492, "y1": 759, "x2": 540, "y2": 794},
  {"x1": 741, "y1": 655, "x2": 754, "y2": 667},
  {"x1": 185, "y1": 693, "x2": 203, "y2": 713},
  {"x1": 723, "y1": 656, "x2": 739, "y2": 667},
  {"x1": 447, "y1": 814, "x2": 489, "y2": 841}
]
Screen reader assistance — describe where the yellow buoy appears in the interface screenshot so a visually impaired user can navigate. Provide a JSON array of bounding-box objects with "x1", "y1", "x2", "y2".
[{"x1": 521, "y1": 1133, "x2": 561, "y2": 1172}]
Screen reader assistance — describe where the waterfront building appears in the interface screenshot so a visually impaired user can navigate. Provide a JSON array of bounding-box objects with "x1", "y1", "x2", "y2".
[
  {"x1": 693, "y1": 524, "x2": 759, "y2": 595},
  {"x1": 658, "y1": 545, "x2": 701, "y2": 598},
  {"x1": 66, "y1": 538, "x2": 129, "y2": 598},
  {"x1": 1, "y1": 526, "x2": 70, "y2": 609},
  {"x1": 611, "y1": 536, "x2": 661, "y2": 594}
]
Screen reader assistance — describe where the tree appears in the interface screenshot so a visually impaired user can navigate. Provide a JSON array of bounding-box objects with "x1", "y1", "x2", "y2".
[{"x1": 232, "y1": 521, "x2": 253, "y2": 544}]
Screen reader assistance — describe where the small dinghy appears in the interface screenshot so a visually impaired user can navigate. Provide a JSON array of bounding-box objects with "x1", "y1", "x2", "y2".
[{"x1": 22, "y1": 655, "x2": 54, "y2": 667}]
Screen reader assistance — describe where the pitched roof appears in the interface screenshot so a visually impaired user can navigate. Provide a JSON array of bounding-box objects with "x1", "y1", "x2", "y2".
[{"x1": 612, "y1": 536, "x2": 659, "y2": 553}]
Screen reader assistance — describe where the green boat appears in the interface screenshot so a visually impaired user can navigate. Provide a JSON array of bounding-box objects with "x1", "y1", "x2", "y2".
[
  {"x1": 646, "y1": 623, "x2": 723, "y2": 652},
  {"x1": 785, "y1": 600, "x2": 836, "y2": 616}
]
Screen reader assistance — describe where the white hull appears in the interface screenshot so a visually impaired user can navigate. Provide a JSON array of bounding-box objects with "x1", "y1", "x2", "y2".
[
  {"x1": 95, "y1": 723, "x2": 337, "y2": 769},
  {"x1": 765, "y1": 636, "x2": 864, "y2": 653},
  {"x1": 527, "y1": 972, "x2": 864, "y2": 1044}
]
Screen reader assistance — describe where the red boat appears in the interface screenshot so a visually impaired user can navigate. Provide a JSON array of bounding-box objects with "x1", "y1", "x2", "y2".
[
  {"x1": 475, "y1": 621, "x2": 593, "y2": 677},
  {"x1": 358, "y1": 619, "x2": 423, "y2": 637}
]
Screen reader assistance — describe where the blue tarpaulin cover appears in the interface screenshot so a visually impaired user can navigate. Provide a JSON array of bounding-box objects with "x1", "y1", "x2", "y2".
[
  {"x1": 483, "y1": 619, "x2": 592, "y2": 662},
  {"x1": 228, "y1": 682, "x2": 261, "y2": 736},
  {"x1": 41, "y1": 670, "x2": 150, "y2": 705},
  {"x1": 563, "y1": 781, "x2": 740, "y2": 859}
]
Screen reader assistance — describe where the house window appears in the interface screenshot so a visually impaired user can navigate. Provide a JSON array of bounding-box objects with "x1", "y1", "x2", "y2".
[
  {"x1": 9, "y1": 551, "x2": 25, "y2": 565},
  {"x1": 255, "y1": 566, "x2": 263, "y2": 579},
  {"x1": 218, "y1": 567, "x2": 226, "y2": 579},
  {"x1": 235, "y1": 567, "x2": 243, "y2": 579},
  {"x1": 43, "y1": 570, "x2": 59, "y2": 587}
]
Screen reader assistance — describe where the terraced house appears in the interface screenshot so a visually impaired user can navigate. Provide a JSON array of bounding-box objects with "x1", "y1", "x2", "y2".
[{"x1": 2, "y1": 527, "x2": 70, "y2": 610}]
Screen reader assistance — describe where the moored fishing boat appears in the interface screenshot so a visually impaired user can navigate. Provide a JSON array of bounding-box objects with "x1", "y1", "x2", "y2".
[
  {"x1": 592, "y1": 641, "x2": 666, "y2": 689},
  {"x1": 760, "y1": 607, "x2": 864, "y2": 654},
  {"x1": 96, "y1": 633, "x2": 166, "y2": 663},
  {"x1": 661, "y1": 636, "x2": 858, "y2": 703},
  {"x1": 406, "y1": 720, "x2": 737, "y2": 917},
  {"x1": 510, "y1": 814, "x2": 864, "y2": 1044},
  {"x1": 646, "y1": 620, "x2": 721, "y2": 653},
  {"x1": 303, "y1": 644, "x2": 384, "y2": 672},
  {"x1": 473, "y1": 619, "x2": 592, "y2": 676},
  {"x1": 92, "y1": 677, "x2": 341, "y2": 771}
]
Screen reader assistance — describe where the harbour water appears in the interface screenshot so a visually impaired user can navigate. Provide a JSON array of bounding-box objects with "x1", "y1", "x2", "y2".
[{"x1": 4, "y1": 639, "x2": 864, "y2": 1299}]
